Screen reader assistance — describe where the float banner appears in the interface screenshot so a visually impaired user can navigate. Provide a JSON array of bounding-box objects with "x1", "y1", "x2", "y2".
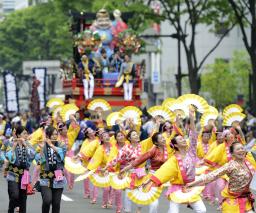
[
  {"x1": 3, "y1": 71, "x2": 19, "y2": 113},
  {"x1": 33, "y1": 67, "x2": 47, "y2": 109}
]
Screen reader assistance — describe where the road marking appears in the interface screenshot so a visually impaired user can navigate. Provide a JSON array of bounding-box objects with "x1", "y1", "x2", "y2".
[{"x1": 61, "y1": 194, "x2": 73, "y2": 202}]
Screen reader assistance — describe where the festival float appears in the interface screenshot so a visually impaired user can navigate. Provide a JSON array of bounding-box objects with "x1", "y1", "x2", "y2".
[{"x1": 61, "y1": 9, "x2": 145, "y2": 108}]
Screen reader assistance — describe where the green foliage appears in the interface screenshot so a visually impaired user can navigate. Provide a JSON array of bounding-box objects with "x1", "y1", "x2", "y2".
[
  {"x1": 53, "y1": 0, "x2": 92, "y2": 15},
  {"x1": 0, "y1": 0, "x2": 159, "y2": 73},
  {"x1": 199, "y1": 0, "x2": 235, "y2": 33},
  {"x1": 201, "y1": 51, "x2": 250, "y2": 107},
  {"x1": 230, "y1": 50, "x2": 250, "y2": 100},
  {"x1": 92, "y1": 0, "x2": 162, "y2": 32},
  {"x1": 0, "y1": 0, "x2": 95, "y2": 73},
  {"x1": 0, "y1": 2, "x2": 74, "y2": 73}
]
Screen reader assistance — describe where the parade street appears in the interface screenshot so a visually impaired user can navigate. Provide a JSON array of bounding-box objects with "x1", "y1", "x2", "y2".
[
  {"x1": 1, "y1": 1, "x2": 256, "y2": 213},
  {"x1": 0, "y1": 174, "x2": 218, "y2": 213}
]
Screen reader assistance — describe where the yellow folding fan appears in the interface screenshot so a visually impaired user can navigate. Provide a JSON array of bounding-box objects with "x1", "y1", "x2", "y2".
[
  {"x1": 200, "y1": 112, "x2": 218, "y2": 127},
  {"x1": 89, "y1": 172, "x2": 111, "y2": 188},
  {"x1": 87, "y1": 99, "x2": 111, "y2": 111},
  {"x1": 169, "y1": 185, "x2": 205, "y2": 204},
  {"x1": 164, "y1": 99, "x2": 186, "y2": 119},
  {"x1": 110, "y1": 173, "x2": 131, "y2": 190},
  {"x1": 119, "y1": 106, "x2": 142, "y2": 126},
  {"x1": 64, "y1": 156, "x2": 86, "y2": 175},
  {"x1": 148, "y1": 106, "x2": 175, "y2": 122},
  {"x1": 177, "y1": 94, "x2": 209, "y2": 114},
  {"x1": 223, "y1": 104, "x2": 243, "y2": 117},
  {"x1": 60, "y1": 104, "x2": 79, "y2": 122},
  {"x1": 74, "y1": 169, "x2": 96, "y2": 182},
  {"x1": 162, "y1": 98, "x2": 176, "y2": 107},
  {"x1": 52, "y1": 105, "x2": 63, "y2": 120},
  {"x1": 223, "y1": 112, "x2": 246, "y2": 126},
  {"x1": 127, "y1": 187, "x2": 163, "y2": 205},
  {"x1": 106, "y1": 112, "x2": 121, "y2": 127},
  {"x1": 46, "y1": 98, "x2": 64, "y2": 110}
]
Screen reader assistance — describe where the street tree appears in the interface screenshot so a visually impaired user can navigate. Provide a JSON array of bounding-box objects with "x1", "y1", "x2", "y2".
[
  {"x1": 155, "y1": 0, "x2": 236, "y2": 94},
  {"x1": 227, "y1": 0, "x2": 256, "y2": 115},
  {"x1": 0, "y1": 0, "x2": 93, "y2": 73},
  {"x1": 201, "y1": 51, "x2": 250, "y2": 108}
]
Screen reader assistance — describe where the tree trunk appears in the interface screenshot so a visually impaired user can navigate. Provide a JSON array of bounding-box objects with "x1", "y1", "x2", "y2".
[
  {"x1": 250, "y1": 55, "x2": 256, "y2": 115},
  {"x1": 250, "y1": 0, "x2": 256, "y2": 115},
  {"x1": 189, "y1": 69, "x2": 200, "y2": 94},
  {"x1": 186, "y1": 50, "x2": 200, "y2": 94}
]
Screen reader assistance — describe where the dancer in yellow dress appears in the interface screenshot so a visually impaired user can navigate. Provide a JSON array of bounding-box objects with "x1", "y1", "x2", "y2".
[
  {"x1": 76, "y1": 127, "x2": 100, "y2": 203},
  {"x1": 85, "y1": 131, "x2": 118, "y2": 210},
  {"x1": 104, "y1": 130, "x2": 153, "y2": 213},
  {"x1": 144, "y1": 107, "x2": 207, "y2": 213},
  {"x1": 187, "y1": 141, "x2": 255, "y2": 213},
  {"x1": 107, "y1": 131, "x2": 129, "y2": 213}
]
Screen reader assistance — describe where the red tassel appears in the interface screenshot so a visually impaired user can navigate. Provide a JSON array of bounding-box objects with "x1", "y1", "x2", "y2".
[{"x1": 26, "y1": 184, "x2": 35, "y2": 195}]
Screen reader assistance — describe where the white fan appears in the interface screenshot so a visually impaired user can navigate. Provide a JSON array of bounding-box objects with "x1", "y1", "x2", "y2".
[
  {"x1": 89, "y1": 172, "x2": 111, "y2": 188},
  {"x1": 75, "y1": 169, "x2": 96, "y2": 182},
  {"x1": 207, "y1": 105, "x2": 218, "y2": 115},
  {"x1": 46, "y1": 98, "x2": 64, "y2": 110},
  {"x1": 177, "y1": 94, "x2": 209, "y2": 114},
  {"x1": 119, "y1": 106, "x2": 142, "y2": 125},
  {"x1": 106, "y1": 112, "x2": 121, "y2": 127},
  {"x1": 87, "y1": 99, "x2": 111, "y2": 111},
  {"x1": 148, "y1": 106, "x2": 175, "y2": 122},
  {"x1": 60, "y1": 104, "x2": 79, "y2": 122},
  {"x1": 110, "y1": 173, "x2": 131, "y2": 190},
  {"x1": 200, "y1": 112, "x2": 218, "y2": 127},
  {"x1": 164, "y1": 100, "x2": 186, "y2": 119},
  {"x1": 127, "y1": 187, "x2": 163, "y2": 205},
  {"x1": 64, "y1": 156, "x2": 86, "y2": 175},
  {"x1": 52, "y1": 105, "x2": 63, "y2": 120},
  {"x1": 223, "y1": 112, "x2": 246, "y2": 126},
  {"x1": 169, "y1": 185, "x2": 205, "y2": 203},
  {"x1": 162, "y1": 98, "x2": 176, "y2": 107},
  {"x1": 223, "y1": 104, "x2": 243, "y2": 117}
]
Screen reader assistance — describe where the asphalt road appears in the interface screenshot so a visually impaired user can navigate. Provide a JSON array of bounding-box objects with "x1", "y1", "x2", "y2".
[{"x1": 0, "y1": 170, "x2": 219, "y2": 213}]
